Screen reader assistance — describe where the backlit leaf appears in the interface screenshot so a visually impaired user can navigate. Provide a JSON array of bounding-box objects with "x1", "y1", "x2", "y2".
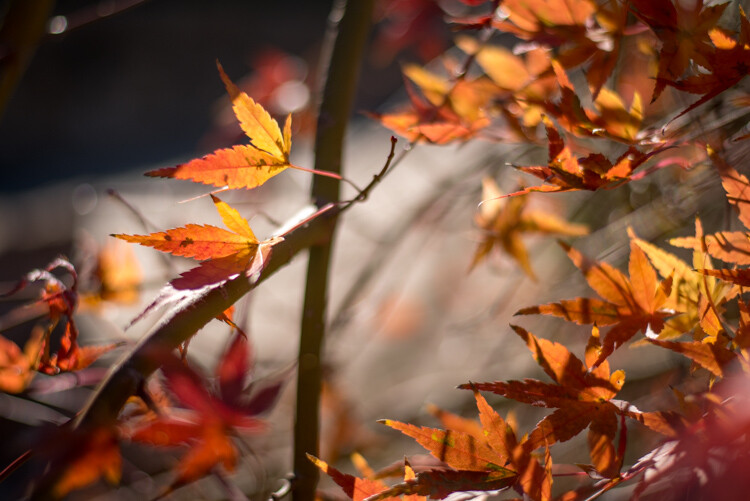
[
  {"x1": 380, "y1": 420, "x2": 509, "y2": 472},
  {"x1": 471, "y1": 177, "x2": 588, "y2": 277},
  {"x1": 114, "y1": 196, "x2": 258, "y2": 261},
  {"x1": 146, "y1": 62, "x2": 293, "y2": 190},
  {"x1": 647, "y1": 339, "x2": 737, "y2": 377},
  {"x1": 473, "y1": 389, "x2": 517, "y2": 461},
  {"x1": 519, "y1": 240, "x2": 675, "y2": 362},
  {"x1": 52, "y1": 427, "x2": 121, "y2": 498},
  {"x1": 0, "y1": 328, "x2": 42, "y2": 393},
  {"x1": 507, "y1": 121, "x2": 658, "y2": 197},
  {"x1": 363, "y1": 469, "x2": 514, "y2": 501}
]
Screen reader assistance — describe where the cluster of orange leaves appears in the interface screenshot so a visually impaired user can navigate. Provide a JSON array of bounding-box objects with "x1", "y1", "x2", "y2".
[{"x1": 310, "y1": 0, "x2": 750, "y2": 500}]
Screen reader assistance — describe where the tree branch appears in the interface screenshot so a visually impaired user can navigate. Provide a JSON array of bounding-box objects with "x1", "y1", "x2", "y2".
[
  {"x1": 293, "y1": 1, "x2": 374, "y2": 501},
  {"x1": 28, "y1": 207, "x2": 334, "y2": 499}
]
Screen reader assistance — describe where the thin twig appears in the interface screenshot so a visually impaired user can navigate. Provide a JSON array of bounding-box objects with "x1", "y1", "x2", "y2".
[
  {"x1": 107, "y1": 189, "x2": 176, "y2": 274},
  {"x1": 341, "y1": 136, "x2": 398, "y2": 207}
]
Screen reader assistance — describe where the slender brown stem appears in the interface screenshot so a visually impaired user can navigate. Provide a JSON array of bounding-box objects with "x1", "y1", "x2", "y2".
[{"x1": 293, "y1": 1, "x2": 374, "y2": 500}]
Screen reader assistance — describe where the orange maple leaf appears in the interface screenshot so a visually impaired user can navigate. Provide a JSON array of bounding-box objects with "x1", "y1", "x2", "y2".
[
  {"x1": 648, "y1": 338, "x2": 739, "y2": 378},
  {"x1": 146, "y1": 62, "x2": 295, "y2": 190},
  {"x1": 1, "y1": 258, "x2": 120, "y2": 377},
  {"x1": 114, "y1": 194, "x2": 259, "y2": 264},
  {"x1": 490, "y1": 0, "x2": 633, "y2": 99},
  {"x1": 455, "y1": 37, "x2": 556, "y2": 137},
  {"x1": 380, "y1": 419, "x2": 513, "y2": 473},
  {"x1": 463, "y1": 325, "x2": 675, "y2": 479},
  {"x1": 0, "y1": 328, "x2": 43, "y2": 393},
  {"x1": 51, "y1": 426, "x2": 122, "y2": 498},
  {"x1": 308, "y1": 455, "x2": 398, "y2": 501},
  {"x1": 129, "y1": 330, "x2": 286, "y2": 494},
  {"x1": 583, "y1": 0, "x2": 636, "y2": 99},
  {"x1": 471, "y1": 177, "x2": 588, "y2": 278},
  {"x1": 90, "y1": 240, "x2": 142, "y2": 305},
  {"x1": 377, "y1": 388, "x2": 550, "y2": 500},
  {"x1": 492, "y1": 0, "x2": 596, "y2": 45},
  {"x1": 547, "y1": 62, "x2": 646, "y2": 145},
  {"x1": 372, "y1": 71, "x2": 491, "y2": 144},
  {"x1": 517, "y1": 241, "x2": 675, "y2": 364},
  {"x1": 506, "y1": 120, "x2": 656, "y2": 197},
  {"x1": 365, "y1": 469, "x2": 518, "y2": 501},
  {"x1": 671, "y1": 148, "x2": 750, "y2": 265},
  {"x1": 630, "y1": 221, "x2": 739, "y2": 344}
]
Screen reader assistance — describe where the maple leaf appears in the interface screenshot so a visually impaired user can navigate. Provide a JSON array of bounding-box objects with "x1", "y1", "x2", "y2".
[
  {"x1": 50, "y1": 425, "x2": 122, "y2": 498},
  {"x1": 380, "y1": 419, "x2": 512, "y2": 473},
  {"x1": 146, "y1": 62, "x2": 295, "y2": 190},
  {"x1": 630, "y1": 222, "x2": 738, "y2": 342},
  {"x1": 471, "y1": 177, "x2": 588, "y2": 278},
  {"x1": 658, "y1": 6, "x2": 750, "y2": 122},
  {"x1": 472, "y1": 389, "x2": 551, "y2": 501},
  {"x1": 670, "y1": 149, "x2": 750, "y2": 266},
  {"x1": 129, "y1": 331, "x2": 288, "y2": 493},
  {"x1": 455, "y1": 37, "x2": 556, "y2": 135},
  {"x1": 0, "y1": 327, "x2": 43, "y2": 393},
  {"x1": 700, "y1": 268, "x2": 750, "y2": 286},
  {"x1": 124, "y1": 237, "x2": 278, "y2": 340},
  {"x1": 402, "y1": 63, "x2": 498, "y2": 124},
  {"x1": 548, "y1": 62, "x2": 646, "y2": 145},
  {"x1": 88, "y1": 239, "x2": 142, "y2": 306},
  {"x1": 364, "y1": 469, "x2": 516, "y2": 501},
  {"x1": 372, "y1": 69, "x2": 492, "y2": 144},
  {"x1": 630, "y1": 0, "x2": 730, "y2": 103},
  {"x1": 379, "y1": 390, "x2": 552, "y2": 500},
  {"x1": 492, "y1": 0, "x2": 596, "y2": 46},
  {"x1": 426, "y1": 402, "x2": 485, "y2": 440},
  {"x1": 507, "y1": 120, "x2": 656, "y2": 197},
  {"x1": 583, "y1": 0, "x2": 636, "y2": 99},
  {"x1": 455, "y1": 37, "x2": 553, "y2": 96},
  {"x1": 628, "y1": 375, "x2": 750, "y2": 499},
  {"x1": 647, "y1": 338, "x2": 739, "y2": 378},
  {"x1": 585, "y1": 88, "x2": 644, "y2": 145},
  {"x1": 113, "y1": 195, "x2": 285, "y2": 299},
  {"x1": 489, "y1": 0, "x2": 633, "y2": 99},
  {"x1": 114, "y1": 195, "x2": 258, "y2": 262},
  {"x1": 516, "y1": 240, "x2": 675, "y2": 364},
  {"x1": 463, "y1": 325, "x2": 675, "y2": 479},
  {"x1": 308, "y1": 454, "x2": 397, "y2": 501}
]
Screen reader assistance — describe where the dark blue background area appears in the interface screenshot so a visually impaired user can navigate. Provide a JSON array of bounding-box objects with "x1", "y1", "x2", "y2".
[{"x1": 0, "y1": 0, "x2": 404, "y2": 193}]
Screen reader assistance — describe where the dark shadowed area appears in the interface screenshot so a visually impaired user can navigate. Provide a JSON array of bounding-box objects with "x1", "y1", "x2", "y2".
[{"x1": 0, "y1": 0, "x2": 414, "y2": 193}]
